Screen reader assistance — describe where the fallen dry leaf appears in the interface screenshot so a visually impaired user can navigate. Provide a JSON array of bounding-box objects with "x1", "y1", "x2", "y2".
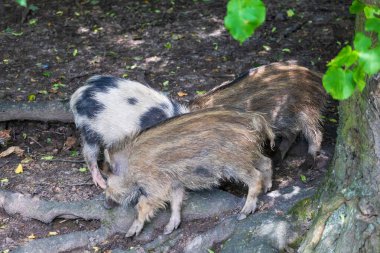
[
  {"x1": 63, "y1": 136, "x2": 77, "y2": 151},
  {"x1": 48, "y1": 231, "x2": 58, "y2": 236},
  {"x1": 0, "y1": 129, "x2": 11, "y2": 146},
  {"x1": 27, "y1": 234, "x2": 36, "y2": 239},
  {"x1": 177, "y1": 91, "x2": 188, "y2": 97},
  {"x1": 0, "y1": 129, "x2": 11, "y2": 140},
  {"x1": 0, "y1": 146, "x2": 24, "y2": 158},
  {"x1": 21, "y1": 157, "x2": 33, "y2": 164},
  {"x1": 15, "y1": 164, "x2": 23, "y2": 174}
]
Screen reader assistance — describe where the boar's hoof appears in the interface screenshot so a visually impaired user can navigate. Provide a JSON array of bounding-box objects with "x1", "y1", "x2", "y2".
[
  {"x1": 299, "y1": 154, "x2": 315, "y2": 171},
  {"x1": 237, "y1": 213, "x2": 247, "y2": 220},
  {"x1": 91, "y1": 169, "x2": 107, "y2": 189},
  {"x1": 126, "y1": 221, "x2": 144, "y2": 238},
  {"x1": 163, "y1": 219, "x2": 180, "y2": 235},
  {"x1": 272, "y1": 151, "x2": 283, "y2": 168}
]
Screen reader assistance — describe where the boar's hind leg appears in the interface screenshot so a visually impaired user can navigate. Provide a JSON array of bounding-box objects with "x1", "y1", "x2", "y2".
[
  {"x1": 126, "y1": 196, "x2": 160, "y2": 237},
  {"x1": 237, "y1": 173, "x2": 263, "y2": 220},
  {"x1": 255, "y1": 156, "x2": 273, "y2": 193},
  {"x1": 83, "y1": 142, "x2": 106, "y2": 189},
  {"x1": 164, "y1": 185, "x2": 185, "y2": 235},
  {"x1": 273, "y1": 132, "x2": 298, "y2": 167},
  {"x1": 300, "y1": 126, "x2": 322, "y2": 170}
]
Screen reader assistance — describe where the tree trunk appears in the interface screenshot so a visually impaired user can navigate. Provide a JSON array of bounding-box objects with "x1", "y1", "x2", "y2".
[{"x1": 299, "y1": 2, "x2": 380, "y2": 252}]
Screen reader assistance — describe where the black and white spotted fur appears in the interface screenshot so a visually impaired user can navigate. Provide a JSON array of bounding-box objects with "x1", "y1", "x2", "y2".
[{"x1": 70, "y1": 75, "x2": 189, "y2": 188}]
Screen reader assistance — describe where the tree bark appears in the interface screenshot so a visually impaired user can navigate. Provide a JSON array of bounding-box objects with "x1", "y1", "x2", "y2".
[
  {"x1": 299, "y1": 2, "x2": 380, "y2": 252},
  {"x1": 0, "y1": 101, "x2": 73, "y2": 122}
]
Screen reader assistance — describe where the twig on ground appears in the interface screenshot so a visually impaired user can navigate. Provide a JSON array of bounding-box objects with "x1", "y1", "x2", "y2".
[
  {"x1": 28, "y1": 137, "x2": 43, "y2": 148},
  {"x1": 50, "y1": 159, "x2": 85, "y2": 163}
]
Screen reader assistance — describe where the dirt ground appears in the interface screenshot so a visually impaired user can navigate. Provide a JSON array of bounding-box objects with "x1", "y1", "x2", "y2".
[{"x1": 0, "y1": 0, "x2": 353, "y2": 251}]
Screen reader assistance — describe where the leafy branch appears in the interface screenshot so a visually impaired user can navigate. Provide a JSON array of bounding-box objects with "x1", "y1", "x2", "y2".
[
  {"x1": 224, "y1": 0, "x2": 266, "y2": 44},
  {"x1": 323, "y1": 0, "x2": 380, "y2": 100},
  {"x1": 224, "y1": 0, "x2": 380, "y2": 100}
]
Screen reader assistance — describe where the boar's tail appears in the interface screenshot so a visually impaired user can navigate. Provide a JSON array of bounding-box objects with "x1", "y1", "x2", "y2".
[{"x1": 251, "y1": 113, "x2": 275, "y2": 149}]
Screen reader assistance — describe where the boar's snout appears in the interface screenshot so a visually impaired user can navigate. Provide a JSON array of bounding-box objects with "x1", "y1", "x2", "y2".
[{"x1": 104, "y1": 197, "x2": 119, "y2": 209}]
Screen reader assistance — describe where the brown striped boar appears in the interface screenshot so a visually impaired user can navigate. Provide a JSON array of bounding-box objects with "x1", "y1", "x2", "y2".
[
  {"x1": 70, "y1": 75, "x2": 189, "y2": 189},
  {"x1": 189, "y1": 61, "x2": 327, "y2": 169},
  {"x1": 104, "y1": 107, "x2": 274, "y2": 237}
]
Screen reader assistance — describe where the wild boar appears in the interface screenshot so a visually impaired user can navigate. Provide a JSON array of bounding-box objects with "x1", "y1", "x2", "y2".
[
  {"x1": 70, "y1": 75, "x2": 189, "y2": 189},
  {"x1": 189, "y1": 61, "x2": 327, "y2": 169},
  {"x1": 104, "y1": 107, "x2": 274, "y2": 237}
]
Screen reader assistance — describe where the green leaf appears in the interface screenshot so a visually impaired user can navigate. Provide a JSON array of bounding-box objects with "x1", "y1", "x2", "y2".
[
  {"x1": 282, "y1": 48, "x2": 291, "y2": 53},
  {"x1": 358, "y1": 45, "x2": 380, "y2": 75},
  {"x1": 365, "y1": 18, "x2": 380, "y2": 34},
  {"x1": 300, "y1": 174, "x2": 307, "y2": 183},
  {"x1": 323, "y1": 67, "x2": 355, "y2": 100},
  {"x1": 0, "y1": 178, "x2": 9, "y2": 183},
  {"x1": 354, "y1": 33, "x2": 371, "y2": 51},
  {"x1": 73, "y1": 49, "x2": 78, "y2": 57},
  {"x1": 164, "y1": 42, "x2": 172, "y2": 49},
  {"x1": 79, "y1": 167, "x2": 87, "y2": 172},
  {"x1": 353, "y1": 64, "x2": 366, "y2": 92},
  {"x1": 41, "y1": 155, "x2": 54, "y2": 161},
  {"x1": 363, "y1": 6, "x2": 380, "y2": 19},
  {"x1": 196, "y1": 90, "x2": 207, "y2": 95},
  {"x1": 52, "y1": 83, "x2": 65, "y2": 90},
  {"x1": 349, "y1": 0, "x2": 365, "y2": 14},
  {"x1": 262, "y1": 45, "x2": 271, "y2": 51},
  {"x1": 15, "y1": 0, "x2": 27, "y2": 7},
  {"x1": 27, "y1": 94, "x2": 36, "y2": 102},
  {"x1": 70, "y1": 150, "x2": 78, "y2": 157},
  {"x1": 28, "y1": 18, "x2": 38, "y2": 26},
  {"x1": 224, "y1": 0, "x2": 266, "y2": 44},
  {"x1": 42, "y1": 71, "x2": 52, "y2": 77},
  {"x1": 286, "y1": 9, "x2": 295, "y2": 18},
  {"x1": 38, "y1": 90, "x2": 48, "y2": 95},
  {"x1": 11, "y1": 31, "x2": 23, "y2": 36},
  {"x1": 327, "y1": 45, "x2": 358, "y2": 68}
]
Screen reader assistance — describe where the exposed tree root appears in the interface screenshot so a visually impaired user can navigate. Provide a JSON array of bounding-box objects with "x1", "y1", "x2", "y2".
[
  {"x1": 0, "y1": 189, "x2": 241, "y2": 252},
  {"x1": 298, "y1": 194, "x2": 346, "y2": 253},
  {"x1": 0, "y1": 190, "x2": 107, "y2": 222},
  {"x1": 13, "y1": 228, "x2": 110, "y2": 253},
  {"x1": 0, "y1": 101, "x2": 73, "y2": 122}
]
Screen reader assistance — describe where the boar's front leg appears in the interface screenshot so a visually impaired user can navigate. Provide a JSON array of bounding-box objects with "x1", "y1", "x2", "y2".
[
  {"x1": 164, "y1": 185, "x2": 185, "y2": 235},
  {"x1": 273, "y1": 132, "x2": 298, "y2": 167},
  {"x1": 82, "y1": 142, "x2": 106, "y2": 189},
  {"x1": 237, "y1": 174, "x2": 263, "y2": 220},
  {"x1": 126, "y1": 196, "x2": 160, "y2": 237}
]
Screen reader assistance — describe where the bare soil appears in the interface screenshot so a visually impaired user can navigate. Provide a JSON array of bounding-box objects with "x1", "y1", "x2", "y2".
[{"x1": 0, "y1": 0, "x2": 353, "y2": 251}]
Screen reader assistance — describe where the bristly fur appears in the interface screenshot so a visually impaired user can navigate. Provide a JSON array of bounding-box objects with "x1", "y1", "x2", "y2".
[
  {"x1": 106, "y1": 107, "x2": 273, "y2": 236},
  {"x1": 189, "y1": 61, "x2": 327, "y2": 167}
]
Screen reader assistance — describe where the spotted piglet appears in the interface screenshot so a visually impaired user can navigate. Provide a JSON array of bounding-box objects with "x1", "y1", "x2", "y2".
[{"x1": 70, "y1": 76, "x2": 189, "y2": 189}]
